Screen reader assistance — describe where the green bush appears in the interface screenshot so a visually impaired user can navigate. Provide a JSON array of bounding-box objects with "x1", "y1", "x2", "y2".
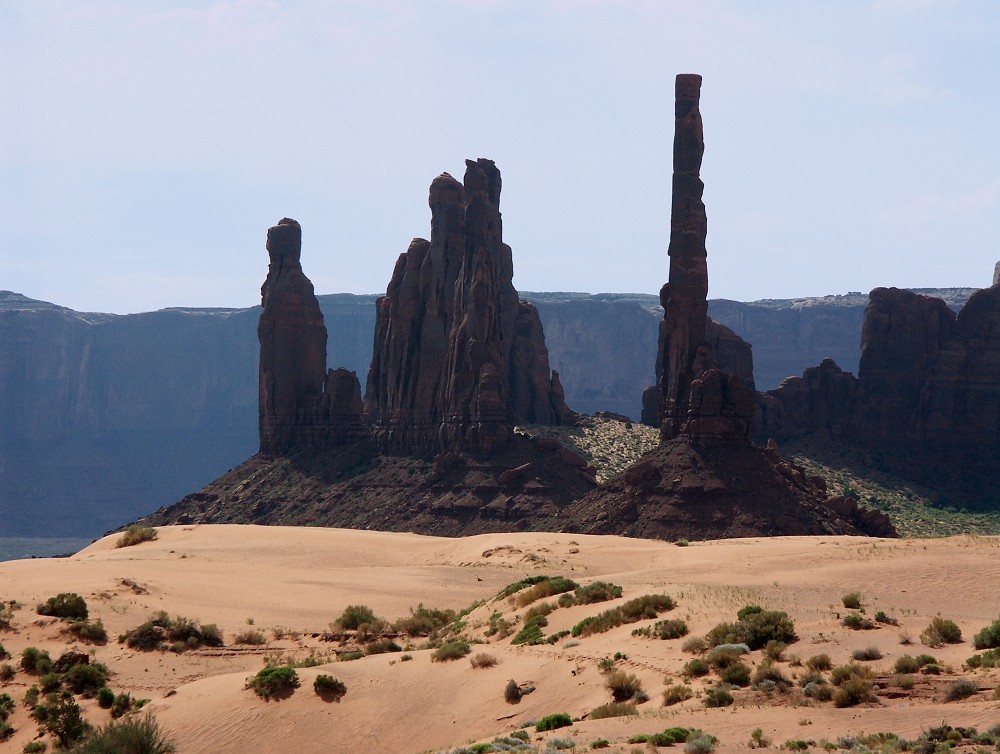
[
  {"x1": 652, "y1": 619, "x2": 689, "y2": 640},
  {"x1": 0, "y1": 692, "x2": 14, "y2": 719},
  {"x1": 705, "y1": 610, "x2": 796, "y2": 650},
  {"x1": 20, "y1": 647, "x2": 53, "y2": 674},
  {"x1": 833, "y1": 675, "x2": 874, "y2": 707},
  {"x1": 42, "y1": 692, "x2": 90, "y2": 747},
  {"x1": 830, "y1": 663, "x2": 873, "y2": 686},
  {"x1": 702, "y1": 686, "x2": 733, "y2": 708},
  {"x1": 685, "y1": 731, "x2": 719, "y2": 753},
  {"x1": 683, "y1": 658, "x2": 709, "y2": 677},
  {"x1": 96, "y1": 687, "x2": 115, "y2": 709},
  {"x1": 233, "y1": 629, "x2": 266, "y2": 645},
  {"x1": 39, "y1": 672, "x2": 61, "y2": 693},
  {"x1": 589, "y1": 701, "x2": 637, "y2": 718},
  {"x1": 852, "y1": 646, "x2": 882, "y2": 661},
  {"x1": 663, "y1": 684, "x2": 693, "y2": 706},
  {"x1": 469, "y1": 653, "x2": 498, "y2": 669},
  {"x1": 431, "y1": 641, "x2": 471, "y2": 662},
  {"x1": 841, "y1": 592, "x2": 862, "y2": 610},
  {"x1": 511, "y1": 614, "x2": 548, "y2": 646},
  {"x1": 921, "y1": 617, "x2": 962, "y2": 647},
  {"x1": 894, "y1": 655, "x2": 920, "y2": 673},
  {"x1": 515, "y1": 577, "x2": 579, "y2": 608},
  {"x1": 843, "y1": 613, "x2": 876, "y2": 630},
  {"x1": 806, "y1": 653, "x2": 832, "y2": 671},
  {"x1": 393, "y1": 605, "x2": 457, "y2": 636},
  {"x1": 973, "y1": 617, "x2": 1000, "y2": 650},
  {"x1": 313, "y1": 674, "x2": 346, "y2": 701},
  {"x1": 0, "y1": 644, "x2": 8, "y2": 661},
  {"x1": 116, "y1": 525, "x2": 159, "y2": 548},
  {"x1": 68, "y1": 619, "x2": 108, "y2": 644},
  {"x1": 605, "y1": 669, "x2": 643, "y2": 702},
  {"x1": 874, "y1": 610, "x2": 898, "y2": 626},
  {"x1": 335, "y1": 604, "x2": 378, "y2": 631},
  {"x1": 752, "y1": 661, "x2": 790, "y2": 692},
  {"x1": 64, "y1": 663, "x2": 107, "y2": 696},
  {"x1": 0, "y1": 664, "x2": 13, "y2": 682},
  {"x1": 37, "y1": 593, "x2": 88, "y2": 621},
  {"x1": 719, "y1": 662, "x2": 751, "y2": 687},
  {"x1": 23, "y1": 741, "x2": 47, "y2": 753},
  {"x1": 247, "y1": 665, "x2": 299, "y2": 700},
  {"x1": 110, "y1": 693, "x2": 134, "y2": 719},
  {"x1": 68, "y1": 712, "x2": 174, "y2": 754},
  {"x1": 966, "y1": 648, "x2": 1000, "y2": 669},
  {"x1": 573, "y1": 581, "x2": 623, "y2": 605},
  {"x1": 120, "y1": 613, "x2": 222, "y2": 651},
  {"x1": 535, "y1": 713, "x2": 572, "y2": 732},
  {"x1": 943, "y1": 678, "x2": 977, "y2": 702},
  {"x1": 495, "y1": 575, "x2": 549, "y2": 600},
  {"x1": 571, "y1": 594, "x2": 675, "y2": 637}
]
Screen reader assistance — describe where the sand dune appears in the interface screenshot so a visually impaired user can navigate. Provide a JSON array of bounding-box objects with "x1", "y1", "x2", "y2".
[{"x1": 2, "y1": 525, "x2": 999, "y2": 752}]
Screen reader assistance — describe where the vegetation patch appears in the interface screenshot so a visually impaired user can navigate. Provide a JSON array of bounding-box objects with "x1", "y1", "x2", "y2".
[
  {"x1": 37, "y1": 593, "x2": 88, "y2": 621},
  {"x1": 973, "y1": 616, "x2": 1000, "y2": 649},
  {"x1": 572, "y1": 594, "x2": 675, "y2": 637},
  {"x1": 572, "y1": 581, "x2": 623, "y2": 605},
  {"x1": 69, "y1": 712, "x2": 174, "y2": 754},
  {"x1": 313, "y1": 674, "x2": 347, "y2": 701},
  {"x1": 514, "y1": 577, "x2": 579, "y2": 608},
  {"x1": 920, "y1": 617, "x2": 962, "y2": 647},
  {"x1": 589, "y1": 701, "x2": 637, "y2": 719},
  {"x1": 116, "y1": 525, "x2": 159, "y2": 548},
  {"x1": 246, "y1": 665, "x2": 299, "y2": 700},
  {"x1": 119, "y1": 612, "x2": 223, "y2": 651},
  {"x1": 705, "y1": 608, "x2": 796, "y2": 650},
  {"x1": 431, "y1": 641, "x2": 471, "y2": 662},
  {"x1": 535, "y1": 713, "x2": 572, "y2": 732}
]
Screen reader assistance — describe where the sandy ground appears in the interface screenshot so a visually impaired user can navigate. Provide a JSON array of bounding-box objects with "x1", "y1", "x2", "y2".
[{"x1": 2, "y1": 525, "x2": 999, "y2": 753}]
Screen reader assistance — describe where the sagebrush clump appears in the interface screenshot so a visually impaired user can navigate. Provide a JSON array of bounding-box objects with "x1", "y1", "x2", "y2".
[{"x1": 247, "y1": 665, "x2": 299, "y2": 699}]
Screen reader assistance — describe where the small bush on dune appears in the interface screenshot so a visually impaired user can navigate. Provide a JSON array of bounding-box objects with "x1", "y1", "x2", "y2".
[
  {"x1": 573, "y1": 581, "x2": 623, "y2": 605},
  {"x1": 246, "y1": 665, "x2": 299, "y2": 700},
  {"x1": 0, "y1": 664, "x2": 13, "y2": 682},
  {"x1": 572, "y1": 594, "x2": 675, "y2": 637},
  {"x1": 682, "y1": 635, "x2": 707, "y2": 653},
  {"x1": 719, "y1": 662, "x2": 751, "y2": 687},
  {"x1": 233, "y1": 629, "x2": 267, "y2": 646},
  {"x1": 431, "y1": 641, "x2": 471, "y2": 662},
  {"x1": 469, "y1": 653, "x2": 498, "y2": 669},
  {"x1": 589, "y1": 701, "x2": 637, "y2": 719},
  {"x1": 511, "y1": 614, "x2": 548, "y2": 646},
  {"x1": 652, "y1": 619, "x2": 689, "y2": 640},
  {"x1": 63, "y1": 663, "x2": 107, "y2": 696},
  {"x1": 503, "y1": 679, "x2": 522, "y2": 704},
  {"x1": 313, "y1": 674, "x2": 346, "y2": 701},
  {"x1": 96, "y1": 687, "x2": 115, "y2": 709},
  {"x1": 806, "y1": 653, "x2": 832, "y2": 672},
  {"x1": 973, "y1": 617, "x2": 1000, "y2": 650},
  {"x1": 683, "y1": 658, "x2": 709, "y2": 677},
  {"x1": 364, "y1": 638, "x2": 401, "y2": 655},
  {"x1": 120, "y1": 612, "x2": 223, "y2": 651},
  {"x1": 833, "y1": 675, "x2": 875, "y2": 707},
  {"x1": 495, "y1": 575, "x2": 549, "y2": 600},
  {"x1": 67, "y1": 619, "x2": 107, "y2": 644},
  {"x1": 69, "y1": 712, "x2": 174, "y2": 754},
  {"x1": 515, "y1": 577, "x2": 579, "y2": 608},
  {"x1": 921, "y1": 617, "x2": 962, "y2": 648},
  {"x1": 605, "y1": 669, "x2": 643, "y2": 702},
  {"x1": 830, "y1": 663, "x2": 873, "y2": 686},
  {"x1": 335, "y1": 605, "x2": 378, "y2": 631},
  {"x1": 752, "y1": 661, "x2": 791, "y2": 692},
  {"x1": 393, "y1": 604, "x2": 457, "y2": 637},
  {"x1": 966, "y1": 648, "x2": 1000, "y2": 669},
  {"x1": 702, "y1": 686, "x2": 733, "y2": 708},
  {"x1": 852, "y1": 646, "x2": 883, "y2": 661},
  {"x1": 841, "y1": 592, "x2": 862, "y2": 610},
  {"x1": 37, "y1": 594, "x2": 88, "y2": 621},
  {"x1": 116, "y1": 525, "x2": 158, "y2": 548},
  {"x1": 20, "y1": 647, "x2": 53, "y2": 675},
  {"x1": 663, "y1": 684, "x2": 693, "y2": 706},
  {"x1": 535, "y1": 713, "x2": 572, "y2": 732},
  {"x1": 843, "y1": 613, "x2": 876, "y2": 630},
  {"x1": 943, "y1": 678, "x2": 977, "y2": 702},
  {"x1": 705, "y1": 609, "x2": 796, "y2": 650}
]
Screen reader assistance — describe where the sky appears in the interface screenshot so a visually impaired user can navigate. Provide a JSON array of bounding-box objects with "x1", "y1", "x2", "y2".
[{"x1": 1, "y1": 0, "x2": 998, "y2": 315}]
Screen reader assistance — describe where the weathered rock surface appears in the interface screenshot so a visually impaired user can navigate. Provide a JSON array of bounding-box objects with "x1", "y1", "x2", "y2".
[
  {"x1": 365, "y1": 160, "x2": 570, "y2": 455},
  {"x1": 757, "y1": 358, "x2": 858, "y2": 441}
]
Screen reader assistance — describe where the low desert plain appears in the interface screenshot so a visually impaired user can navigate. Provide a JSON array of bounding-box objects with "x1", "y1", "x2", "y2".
[{"x1": 2, "y1": 525, "x2": 1000, "y2": 753}]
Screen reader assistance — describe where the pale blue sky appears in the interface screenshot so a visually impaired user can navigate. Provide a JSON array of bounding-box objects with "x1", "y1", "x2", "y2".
[{"x1": 2, "y1": 0, "x2": 998, "y2": 314}]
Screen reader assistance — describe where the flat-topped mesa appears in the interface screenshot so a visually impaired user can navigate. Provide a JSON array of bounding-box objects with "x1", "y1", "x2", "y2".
[
  {"x1": 365, "y1": 159, "x2": 572, "y2": 455},
  {"x1": 258, "y1": 218, "x2": 363, "y2": 455}
]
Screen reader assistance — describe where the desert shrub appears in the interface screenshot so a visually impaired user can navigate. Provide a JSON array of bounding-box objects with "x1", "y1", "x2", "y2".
[
  {"x1": 702, "y1": 686, "x2": 733, "y2": 708},
  {"x1": 737, "y1": 604, "x2": 763, "y2": 621},
  {"x1": 37, "y1": 593, "x2": 88, "y2": 621},
  {"x1": 719, "y1": 662, "x2": 751, "y2": 687},
  {"x1": 652, "y1": 619, "x2": 689, "y2": 640},
  {"x1": 338, "y1": 650, "x2": 365, "y2": 662},
  {"x1": 763, "y1": 640, "x2": 787, "y2": 661},
  {"x1": 0, "y1": 644, "x2": 7, "y2": 660},
  {"x1": 842, "y1": 613, "x2": 876, "y2": 630},
  {"x1": 943, "y1": 677, "x2": 977, "y2": 701},
  {"x1": 96, "y1": 687, "x2": 115, "y2": 708},
  {"x1": 313, "y1": 674, "x2": 346, "y2": 701},
  {"x1": 116, "y1": 525, "x2": 158, "y2": 548},
  {"x1": 0, "y1": 720, "x2": 11, "y2": 742},
  {"x1": 504, "y1": 679, "x2": 522, "y2": 704},
  {"x1": 629, "y1": 728, "x2": 691, "y2": 746},
  {"x1": 469, "y1": 653, "x2": 498, "y2": 669},
  {"x1": 120, "y1": 613, "x2": 222, "y2": 651},
  {"x1": 892, "y1": 673, "x2": 916, "y2": 690},
  {"x1": 39, "y1": 672, "x2": 62, "y2": 692},
  {"x1": 432, "y1": 641, "x2": 471, "y2": 662},
  {"x1": 23, "y1": 741, "x2": 47, "y2": 753},
  {"x1": 335, "y1": 604, "x2": 378, "y2": 631},
  {"x1": 485, "y1": 612, "x2": 512, "y2": 639},
  {"x1": 110, "y1": 693, "x2": 134, "y2": 719},
  {"x1": 67, "y1": 619, "x2": 107, "y2": 644},
  {"x1": 841, "y1": 592, "x2": 862, "y2": 610},
  {"x1": 572, "y1": 594, "x2": 675, "y2": 637},
  {"x1": 895, "y1": 654, "x2": 920, "y2": 673},
  {"x1": 830, "y1": 663, "x2": 873, "y2": 686},
  {"x1": 515, "y1": 577, "x2": 579, "y2": 608},
  {"x1": 42, "y1": 692, "x2": 90, "y2": 747},
  {"x1": 683, "y1": 658, "x2": 709, "y2": 677},
  {"x1": 705, "y1": 610, "x2": 796, "y2": 650},
  {"x1": 535, "y1": 713, "x2": 572, "y2": 732},
  {"x1": 752, "y1": 661, "x2": 790, "y2": 692},
  {"x1": 682, "y1": 635, "x2": 707, "y2": 654},
  {"x1": 605, "y1": 669, "x2": 643, "y2": 702},
  {"x1": 966, "y1": 648, "x2": 1000, "y2": 669},
  {"x1": 589, "y1": 701, "x2": 637, "y2": 719},
  {"x1": 394, "y1": 604, "x2": 457, "y2": 636},
  {"x1": 806, "y1": 653, "x2": 832, "y2": 672},
  {"x1": 495, "y1": 575, "x2": 549, "y2": 600},
  {"x1": 511, "y1": 614, "x2": 548, "y2": 646},
  {"x1": 69, "y1": 712, "x2": 174, "y2": 754},
  {"x1": 590, "y1": 739, "x2": 610, "y2": 749},
  {"x1": 782, "y1": 740, "x2": 809, "y2": 751},
  {"x1": 874, "y1": 610, "x2": 899, "y2": 626},
  {"x1": 24, "y1": 686, "x2": 39, "y2": 708},
  {"x1": 548, "y1": 738, "x2": 575, "y2": 750},
  {"x1": 364, "y1": 638, "x2": 401, "y2": 655},
  {"x1": 0, "y1": 692, "x2": 13, "y2": 719},
  {"x1": 921, "y1": 617, "x2": 962, "y2": 647},
  {"x1": 20, "y1": 647, "x2": 53, "y2": 674},
  {"x1": 233, "y1": 629, "x2": 266, "y2": 645},
  {"x1": 852, "y1": 646, "x2": 883, "y2": 661},
  {"x1": 972, "y1": 617, "x2": 1000, "y2": 650},
  {"x1": 833, "y1": 675, "x2": 875, "y2": 707},
  {"x1": 524, "y1": 601, "x2": 555, "y2": 620},
  {"x1": 685, "y1": 732, "x2": 718, "y2": 753},
  {"x1": 247, "y1": 665, "x2": 299, "y2": 699},
  {"x1": 63, "y1": 663, "x2": 107, "y2": 696},
  {"x1": 663, "y1": 684, "x2": 693, "y2": 706},
  {"x1": 0, "y1": 664, "x2": 13, "y2": 682},
  {"x1": 573, "y1": 581, "x2": 623, "y2": 605}
]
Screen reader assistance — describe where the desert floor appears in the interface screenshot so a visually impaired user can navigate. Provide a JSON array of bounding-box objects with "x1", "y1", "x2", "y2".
[{"x1": 1, "y1": 526, "x2": 999, "y2": 753}]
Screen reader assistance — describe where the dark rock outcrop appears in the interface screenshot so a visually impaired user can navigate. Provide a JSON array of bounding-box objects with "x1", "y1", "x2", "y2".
[
  {"x1": 365, "y1": 160, "x2": 570, "y2": 455},
  {"x1": 757, "y1": 358, "x2": 858, "y2": 441}
]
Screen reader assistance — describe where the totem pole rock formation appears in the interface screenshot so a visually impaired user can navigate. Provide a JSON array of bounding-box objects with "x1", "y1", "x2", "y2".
[
  {"x1": 258, "y1": 218, "x2": 362, "y2": 455},
  {"x1": 365, "y1": 159, "x2": 572, "y2": 455}
]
